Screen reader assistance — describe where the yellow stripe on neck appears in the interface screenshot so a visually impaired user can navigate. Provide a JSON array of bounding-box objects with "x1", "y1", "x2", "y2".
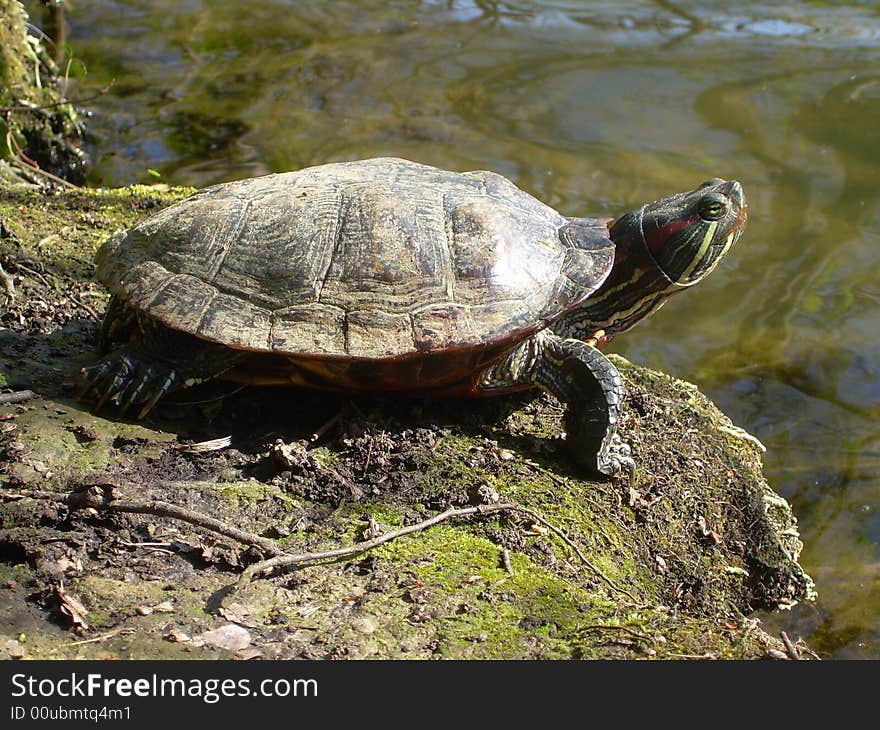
[{"x1": 678, "y1": 220, "x2": 717, "y2": 282}]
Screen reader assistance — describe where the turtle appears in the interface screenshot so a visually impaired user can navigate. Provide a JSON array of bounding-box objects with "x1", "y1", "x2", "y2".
[{"x1": 82, "y1": 157, "x2": 747, "y2": 476}]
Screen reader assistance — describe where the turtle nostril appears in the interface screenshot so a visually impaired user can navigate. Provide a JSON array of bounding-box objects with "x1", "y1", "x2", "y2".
[{"x1": 726, "y1": 180, "x2": 744, "y2": 208}]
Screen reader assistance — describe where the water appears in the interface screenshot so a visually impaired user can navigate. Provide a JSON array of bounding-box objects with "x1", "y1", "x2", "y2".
[{"x1": 38, "y1": 0, "x2": 880, "y2": 657}]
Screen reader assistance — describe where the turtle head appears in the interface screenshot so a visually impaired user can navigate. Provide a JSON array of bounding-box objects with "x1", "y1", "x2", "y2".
[
  {"x1": 558, "y1": 179, "x2": 746, "y2": 343},
  {"x1": 611, "y1": 178, "x2": 747, "y2": 287}
]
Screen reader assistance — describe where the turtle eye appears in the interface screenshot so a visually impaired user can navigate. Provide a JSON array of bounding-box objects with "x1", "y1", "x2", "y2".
[{"x1": 698, "y1": 194, "x2": 728, "y2": 221}]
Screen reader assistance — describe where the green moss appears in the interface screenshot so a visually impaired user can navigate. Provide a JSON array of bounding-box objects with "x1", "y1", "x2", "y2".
[
  {"x1": 1, "y1": 397, "x2": 174, "y2": 489},
  {"x1": 0, "y1": 184, "x2": 193, "y2": 276}
]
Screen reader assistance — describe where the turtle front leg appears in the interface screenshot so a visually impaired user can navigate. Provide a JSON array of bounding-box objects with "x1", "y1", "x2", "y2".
[
  {"x1": 81, "y1": 322, "x2": 246, "y2": 418},
  {"x1": 484, "y1": 330, "x2": 634, "y2": 477}
]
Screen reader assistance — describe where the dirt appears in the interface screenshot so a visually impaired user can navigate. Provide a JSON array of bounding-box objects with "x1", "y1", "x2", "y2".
[{"x1": 0, "y1": 182, "x2": 815, "y2": 660}]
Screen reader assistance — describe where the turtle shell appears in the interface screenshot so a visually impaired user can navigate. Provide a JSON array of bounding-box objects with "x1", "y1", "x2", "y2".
[{"x1": 96, "y1": 158, "x2": 614, "y2": 361}]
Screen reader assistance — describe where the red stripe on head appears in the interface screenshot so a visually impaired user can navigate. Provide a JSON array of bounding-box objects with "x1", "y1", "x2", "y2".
[{"x1": 645, "y1": 214, "x2": 700, "y2": 254}]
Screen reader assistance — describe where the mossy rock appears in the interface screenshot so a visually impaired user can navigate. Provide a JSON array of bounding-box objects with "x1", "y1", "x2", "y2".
[{"x1": 0, "y1": 183, "x2": 814, "y2": 660}]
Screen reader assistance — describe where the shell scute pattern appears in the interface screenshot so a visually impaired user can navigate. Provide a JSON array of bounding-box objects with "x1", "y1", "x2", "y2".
[{"x1": 97, "y1": 158, "x2": 613, "y2": 360}]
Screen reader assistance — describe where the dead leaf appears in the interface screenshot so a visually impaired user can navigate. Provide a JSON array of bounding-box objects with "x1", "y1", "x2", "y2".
[
  {"x1": 361, "y1": 515, "x2": 384, "y2": 540},
  {"x1": 271, "y1": 439, "x2": 308, "y2": 468},
  {"x1": 55, "y1": 583, "x2": 89, "y2": 630},
  {"x1": 218, "y1": 603, "x2": 262, "y2": 628},
  {"x1": 194, "y1": 624, "x2": 251, "y2": 652},
  {"x1": 235, "y1": 647, "x2": 264, "y2": 660}
]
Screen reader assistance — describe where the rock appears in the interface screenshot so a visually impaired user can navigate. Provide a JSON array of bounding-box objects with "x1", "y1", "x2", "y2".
[
  {"x1": 194, "y1": 625, "x2": 252, "y2": 652},
  {"x1": 0, "y1": 183, "x2": 815, "y2": 659}
]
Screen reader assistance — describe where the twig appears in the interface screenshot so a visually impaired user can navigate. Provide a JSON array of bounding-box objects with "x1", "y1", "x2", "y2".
[
  {"x1": 500, "y1": 547, "x2": 514, "y2": 576},
  {"x1": 780, "y1": 631, "x2": 801, "y2": 660},
  {"x1": 8, "y1": 259, "x2": 52, "y2": 290},
  {"x1": 1, "y1": 489, "x2": 60, "y2": 502},
  {"x1": 509, "y1": 504, "x2": 640, "y2": 603},
  {"x1": 3, "y1": 485, "x2": 281, "y2": 556},
  {"x1": 69, "y1": 293, "x2": 98, "y2": 319},
  {"x1": 75, "y1": 491, "x2": 281, "y2": 555},
  {"x1": 3, "y1": 255, "x2": 98, "y2": 318},
  {"x1": 64, "y1": 627, "x2": 135, "y2": 647},
  {"x1": 310, "y1": 407, "x2": 346, "y2": 443},
  {"x1": 4, "y1": 485, "x2": 638, "y2": 603},
  {"x1": 117, "y1": 540, "x2": 175, "y2": 555},
  {"x1": 166, "y1": 385, "x2": 247, "y2": 408},
  {"x1": 0, "y1": 390, "x2": 36, "y2": 406},
  {"x1": 117, "y1": 541, "x2": 174, "y2": 548},
  {"x1": 175, "y1": 435, "x2": 232, "y2": 453},
  {"x1": 0, "y1": 82, "x2": 116, "y2": 113},
  {"x1": 7, "y1": 155, "x2": 81, "y2": 190},
  {"x1": 0, "y1": 262, "x2": 15, "y2": 305},
  {"x1": 236, "y1": 502, "x2": 637, "y2": 603},
  {"x1": 237, "y1": 504, "x2": 509, "y2": 586}
]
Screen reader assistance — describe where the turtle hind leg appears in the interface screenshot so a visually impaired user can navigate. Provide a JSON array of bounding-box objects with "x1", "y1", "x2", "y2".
[
  {"x1": 81, "y1": 321, "x2": 246, "y2": 418},
  {"x1": 98, "y1": 295, "x2": 138, "y2": 354},
  {"x1": 487, "y1": 330, "x2": 634, "y2": 478}
]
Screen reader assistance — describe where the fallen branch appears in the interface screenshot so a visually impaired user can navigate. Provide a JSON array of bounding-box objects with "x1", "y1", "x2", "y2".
[
  {"x1": 3, "y1": 484, "x2": 638, "y2": 603},
  {"x1": 236, "y1": 502, "x2": 638, "y2": 603},
  {"x1": 0, "y1": 390, "x2": 36, "y2": 406},
  {"x1": 3, "y1": 485, "x2": 281, "y2": 556},
  {"x1": 8, "y1": 153, "x2": 81, "y2": 190}
]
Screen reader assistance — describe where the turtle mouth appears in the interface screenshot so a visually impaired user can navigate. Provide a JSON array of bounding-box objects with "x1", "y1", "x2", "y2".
[{"x1": 728, "y1": 180, "x2": 748, "y2": 233}]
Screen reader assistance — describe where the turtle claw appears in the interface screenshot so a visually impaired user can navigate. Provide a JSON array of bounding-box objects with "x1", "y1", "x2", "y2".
[
  {"x1": 80, "y1": 360, "x2": 117, "y2": 401},
  {"x1": 82, "y1": 357, "x2": 134, "y2": 413},
  {"x1": 136, "y1": 371, "x2": 176, "y2": 419},
  {"x1": 114, "y1": 363, "x2": 156, "y2": 415},
  {"x1": 81, "y1": 351, "x2": 179, "y2": 419},
  {"x1": 597, "y1": 434, "x2": 635, "y2": 480}
]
